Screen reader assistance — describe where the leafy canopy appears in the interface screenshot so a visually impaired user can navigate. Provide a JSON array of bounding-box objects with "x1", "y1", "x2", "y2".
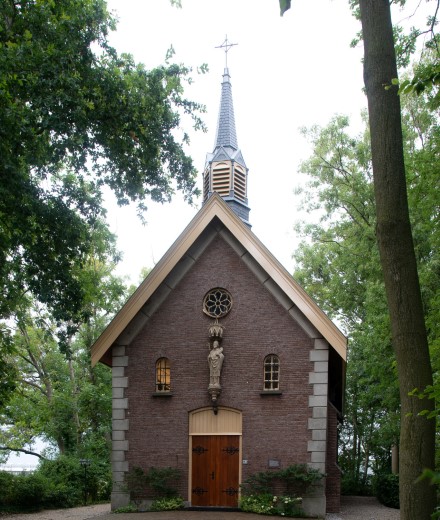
[{"x1": 0, "y1": 0, "x2": 205, "y2": 322}]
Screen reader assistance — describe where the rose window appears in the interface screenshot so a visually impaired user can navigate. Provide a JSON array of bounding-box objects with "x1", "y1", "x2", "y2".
[{"x1": 203, "y1": 288, "x2": 232, "y2": 318}]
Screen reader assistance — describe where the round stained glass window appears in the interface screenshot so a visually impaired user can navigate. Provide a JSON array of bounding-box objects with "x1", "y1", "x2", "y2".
[{"x1": 203, "y1": 288, "x2": 232, "y2": 318}]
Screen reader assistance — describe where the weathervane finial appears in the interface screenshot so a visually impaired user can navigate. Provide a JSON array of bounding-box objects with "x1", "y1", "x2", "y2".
[{"x1": 215, "y1": 35, "x2": 238, "y2": 68}]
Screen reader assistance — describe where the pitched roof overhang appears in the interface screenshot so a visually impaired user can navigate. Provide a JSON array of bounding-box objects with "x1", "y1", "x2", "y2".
[{"x1": 91, "y1": 193, "x2": 347, "y2": 367}]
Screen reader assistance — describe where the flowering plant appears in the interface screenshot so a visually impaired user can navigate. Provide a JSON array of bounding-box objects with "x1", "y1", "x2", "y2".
[{"x1": 239, "y1": 493, "x2": 303, "y2": 517}]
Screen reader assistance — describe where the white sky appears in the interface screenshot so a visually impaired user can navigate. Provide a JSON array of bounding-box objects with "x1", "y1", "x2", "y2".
[{"x1": 104, "y1": 0, "x2": 367, "y2": 283}]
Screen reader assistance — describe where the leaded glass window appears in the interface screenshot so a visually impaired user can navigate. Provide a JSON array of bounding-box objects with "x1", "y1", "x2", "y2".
[
  {"x1": 264, "y1": 354, "x2": 280, "y2": 391},
  {"x1": 156, "y1": 357, "x2": 170, "y2": 392}
]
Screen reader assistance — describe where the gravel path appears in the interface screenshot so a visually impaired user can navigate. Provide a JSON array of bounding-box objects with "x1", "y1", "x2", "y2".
[
  {"x1": 328, "y1": 496, "x2": 400, "y2": 519},
  {"x1": 0, "y1": 504, "x2": 111, "y2": 520},
  {"x1": 0, "y1": 497, "x2": 400, "y2": 520}
]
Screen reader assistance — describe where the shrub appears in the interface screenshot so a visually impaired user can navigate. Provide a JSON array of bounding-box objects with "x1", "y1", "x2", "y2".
[
  {"x1": 341, "y1": 472, "x2": 373, "y2": 496},
  {"x1": 0, "y1": 455, "x2": 112, "y2": 512},
  {"x1": 124, "y1": 466, "x2": 182, "y2": 503},
  {"x1": 147, "y1": 466, "x2": 181, "y2": 498},
  {"x1": 12, "y1": 473, "x2": 49, "y2": 510},
  {"x1": 241, "y1": 464, "x2": 323, "y2": 497},
  {"x1": 0, "y1": 471, "x2": 16, "y2": 507},
  {"x1": 239, "y1": 465, "x2": 320, "y2": 518},
  {"x1": 239, "y1": 494, "x2": 303, "y2": 517},
  {"x1": 374, "y1": 473, "x2": 399, "y2": 509},
  {"x1": 43, "y1": 482, "x2": 82, "y2": 509},
  {"x1": 150, "y1": 496, "x2": 184, "y2": 511},
  {"x1": 240, "y1": 494, "x2": 277, "y2": 515},
  {"x1": 38, "y1": 455, "x2": 111, "y2": 505}
]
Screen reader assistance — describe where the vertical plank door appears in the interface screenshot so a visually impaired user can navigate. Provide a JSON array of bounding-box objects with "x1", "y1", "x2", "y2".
[{"x1": 191, "y1": 435, "x2": 239, "y2": 507}]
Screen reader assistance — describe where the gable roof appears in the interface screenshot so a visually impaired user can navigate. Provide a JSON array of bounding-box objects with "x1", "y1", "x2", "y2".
[{"x1": 91, "y1": 193, "x2": 347, "y2": 366}]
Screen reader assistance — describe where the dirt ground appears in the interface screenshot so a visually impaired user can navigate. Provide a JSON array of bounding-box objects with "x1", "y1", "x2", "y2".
[{"x1": 0, "y1": 496, "x2": 400, "y2": 520}]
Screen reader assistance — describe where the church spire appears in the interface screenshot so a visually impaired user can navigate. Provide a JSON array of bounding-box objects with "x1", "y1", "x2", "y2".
[
  {"x1": 214, "y1": 68, "x2": 238, "y2": 151},
  {"x1": 203, "y1": 37, "x2": 250, "y2": 226}
]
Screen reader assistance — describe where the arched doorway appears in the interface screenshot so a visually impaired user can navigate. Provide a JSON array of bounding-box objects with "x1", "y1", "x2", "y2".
[{"x1": 189, "y1": 407, "x2": 242, "y2": 507}]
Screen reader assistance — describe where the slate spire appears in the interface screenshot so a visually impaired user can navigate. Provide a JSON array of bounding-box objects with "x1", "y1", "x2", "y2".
[
  {"x1": 203, "y1": 65, "x2": 250, "y2": 226},
  {"x1": 214, "y1": 68, "x2": 238, "y2": 151}
]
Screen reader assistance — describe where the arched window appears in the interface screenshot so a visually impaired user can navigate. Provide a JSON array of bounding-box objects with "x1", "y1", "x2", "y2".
[
  {"x1": 156, "y1": 358, "x2": 170, "y2": 392},
  {"x1": 264, "y1": 354, "x2": 280, "y2": 391}
]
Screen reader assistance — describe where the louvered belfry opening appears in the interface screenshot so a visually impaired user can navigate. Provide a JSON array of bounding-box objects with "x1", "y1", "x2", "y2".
[
  {"x1": 203, "y1": 67, "x2": 250, "y2": 225},
  {"x1": 233, "y1": 164, "x2": 246, "y2": 203},
  {"x1": 203, "y1": 162, "x2": 247, "y2": 204},
  {"x1": 212, "y1": 162, "x2": 231, "y2": 198}
]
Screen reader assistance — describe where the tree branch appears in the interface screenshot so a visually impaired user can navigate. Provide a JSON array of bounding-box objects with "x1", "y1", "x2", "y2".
[{"x1": 0, "y1": 446, "x2": 47, "y2": 460}]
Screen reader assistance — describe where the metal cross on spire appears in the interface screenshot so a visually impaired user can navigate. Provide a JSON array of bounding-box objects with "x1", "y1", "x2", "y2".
[{"x1": 215, "y1": 35, "x2": 238, "y2": 68}]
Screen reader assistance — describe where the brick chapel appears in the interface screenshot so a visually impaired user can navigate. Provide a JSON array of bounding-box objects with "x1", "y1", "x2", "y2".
[{"x1": 91, "y1": 63, "x2": 347, "y2": 516}]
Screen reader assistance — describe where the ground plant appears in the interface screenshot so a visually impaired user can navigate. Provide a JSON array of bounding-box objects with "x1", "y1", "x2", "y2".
[
  {"x1": 124, "y1": 466, "x2": 182, "y2": 509},
  {"x1": 150, "y1": 496, "x2": 184, "y2": 511},
  {"x1": 239, "y1": 465, "x2": 323, "y2": 517},
  {"x1": 239, "y1": 494, "x2": 303, "y2": 517}
]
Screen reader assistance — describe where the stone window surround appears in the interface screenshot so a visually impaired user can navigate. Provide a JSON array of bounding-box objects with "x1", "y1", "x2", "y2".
[
  {"x1": 263, "y1": 353, "x2": 280, "y2": 391},
  {"x1": 155, "y1": 357, "x2": 171, "y2": 393}
]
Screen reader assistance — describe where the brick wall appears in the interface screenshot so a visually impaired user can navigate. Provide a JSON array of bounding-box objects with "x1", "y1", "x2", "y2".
[{"x1": 123, "y1": 233, "x2": 324, "y2": 505}]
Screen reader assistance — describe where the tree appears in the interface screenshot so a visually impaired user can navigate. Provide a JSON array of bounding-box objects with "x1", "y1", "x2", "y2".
[
  {"x1": 295, "y1": 115, "x2": 400, "y2": 490},
  {"x1": 0, "y1": 265, "x2": 127, "y2": 462},
  {"x1": 359, "y1": 3, "x2": 435, "y2": 517},
  {"x1": 0, "y1": 216, "x2": 128, "y2": 461},
  {"x1": 0, "y1": 0, "x2": 205, "y2": 324},
  {"x1": 280, "y1": 2, "x2": 437, "y2": 517}
]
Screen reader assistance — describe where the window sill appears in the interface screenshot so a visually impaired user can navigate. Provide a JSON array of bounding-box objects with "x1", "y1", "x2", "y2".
[
  {"x1": 152, "y1": 392, "x2": 173, "y2": 397},
  {"x1": 260, "y1": 391, "x2": 282, "y2": 396}
]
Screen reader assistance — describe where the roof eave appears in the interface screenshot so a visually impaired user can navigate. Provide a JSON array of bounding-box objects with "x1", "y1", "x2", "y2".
[{"x1": 91, "y1": 193, "x2": 347, "y2": 366}]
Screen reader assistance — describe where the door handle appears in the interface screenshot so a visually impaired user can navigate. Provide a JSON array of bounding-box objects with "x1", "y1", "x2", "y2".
[{"x1": 211, "y1": 471, "x2": 215, "y2": 480}]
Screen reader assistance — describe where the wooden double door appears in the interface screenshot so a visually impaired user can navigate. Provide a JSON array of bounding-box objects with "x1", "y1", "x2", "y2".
[{"x1": 191, "y1": 435, "x2": 240, "y2": 507}]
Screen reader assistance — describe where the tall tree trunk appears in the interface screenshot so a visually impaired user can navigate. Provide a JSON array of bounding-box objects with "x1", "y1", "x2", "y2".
[
  {"x1": 68, "y1": 357, "x2": 81, "y2": 447},
  {"x1": 359, "y1": 2, "x2": 436, "y2": 518},
  {"x1": 352, "y1": 409, "x2": 358, "y2": 483}
]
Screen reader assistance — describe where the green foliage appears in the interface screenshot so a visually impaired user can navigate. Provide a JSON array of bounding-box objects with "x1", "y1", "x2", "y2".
[
  {"x1": 0, "y1": 471, "x2": 16, "y2": 509},
  {"x1": 38, "y1": 455, "x2": 111, "y2": 504},
  {"x1": 394, "y1": 44, "x2": 440, "y2": 113},
  {"x1": 296, "y1": 115, "x2": 401, "y2": 483},
  {"x1": 417, "y1": 469, "x2": 440, "y2": 519},
  {"x1": 295, "y1": 76, "x2": 440, "y2": 482},
  {"x1": 240, "y1": 494, "x2": 277, "y2": 515},
  {"x1": 409, "y1": 384, "x2": 440, "y2": 420},
  {"x1": 373, "y1": 474, "x2": 399, "y2": 509},
  {"x1": 113, "y1": 504, "x2": 137, "y2": 513},
  {"x1": 124, "y1": 466, "x2": 148, "y2": 507},
  {"x1": 419, "y1": 468, "x2": 440, "y2": 486},
  {"x1": 124, "y1": 466, "x2": 182, "y2": 504},
  {"x1": 239, "y1": 494, "x2": 303, "y2": 517},
  {"x1": 0, "y1": 332, "x2": 18, "y2": 409},
  {"x1": 0, "y1": 234, "x2": 126, "y2": 460},
  {"x1": 6, "y1": 473, "x2": 49, "y2": 510},
  {"x1": 341, "y1": 473, "x2": 372, "y2": 496},
  {"x1": 241, "y1": 464, "x2": 323, "y2": 497},
  {"x1": 0, "y1": 0, "x2": 204, "y2": 324},
  {"x1": 150, "y1": 496, "x2": 184, "y2": 511},
  {"x1": 0, "y1": 460, "x2": 109, "y2": 512},
  {"x1": 147, "y1": 466, "x2": 182, "y2": 497},
  {"x1": 279, "y1": 0, "x2": 291, "y2": 16}
]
